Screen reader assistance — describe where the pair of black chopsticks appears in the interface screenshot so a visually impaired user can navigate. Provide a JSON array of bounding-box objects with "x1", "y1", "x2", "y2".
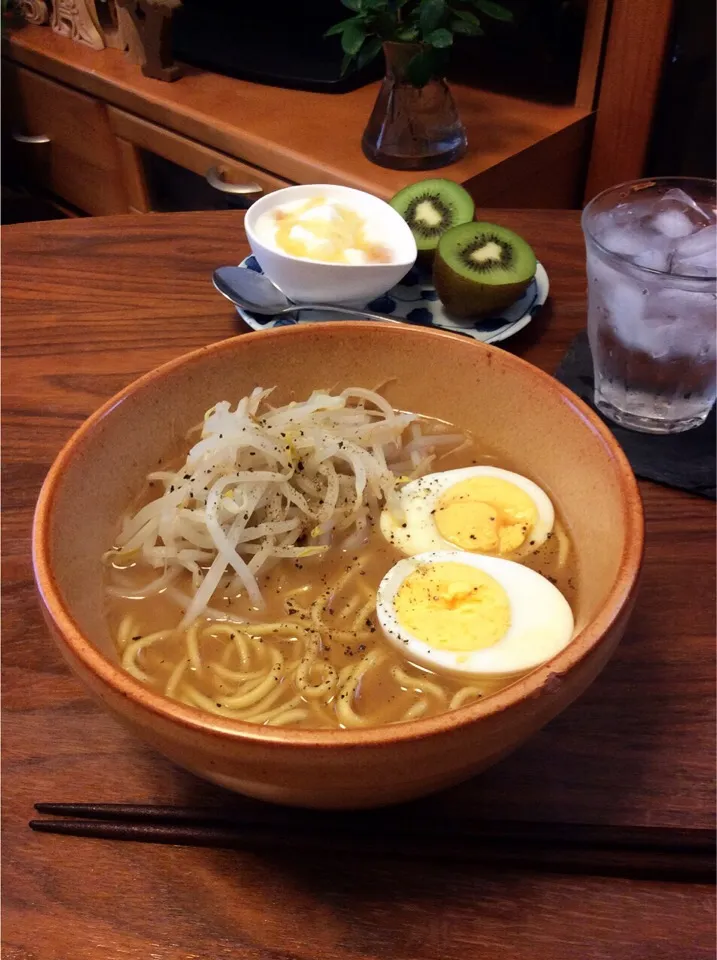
[{"x1": 30, "y1": 802, "x2": 715, "y2": 882}]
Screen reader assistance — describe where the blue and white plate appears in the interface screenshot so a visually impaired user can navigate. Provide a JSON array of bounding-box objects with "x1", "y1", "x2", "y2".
[{"x1": 234, "y1": 256, "x2": 549, "y2": 344}]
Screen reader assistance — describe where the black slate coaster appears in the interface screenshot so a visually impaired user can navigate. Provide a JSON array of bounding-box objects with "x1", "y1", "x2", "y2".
[{"x1": 555, "y1": 333, "x2": 716, "y2": 500}]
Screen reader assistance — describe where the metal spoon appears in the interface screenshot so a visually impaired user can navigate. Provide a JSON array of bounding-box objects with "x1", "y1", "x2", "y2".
[{"x1": 213, "y1": 266, "x2": 402, "y2": 324}]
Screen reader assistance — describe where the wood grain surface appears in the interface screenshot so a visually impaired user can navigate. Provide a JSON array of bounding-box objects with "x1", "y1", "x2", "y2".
[
  {"x1": 3, "y1": 210, "x2": 715, "y2": 960},
  {"x1": 585, "y1": 0, "x2": 675, "y2": 197}
]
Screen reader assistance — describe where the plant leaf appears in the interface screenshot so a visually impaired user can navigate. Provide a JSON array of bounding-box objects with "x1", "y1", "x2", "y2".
[
  {"x1": 454, "y1": 9, "x2": 481, "y2": 27},
  {"x1": 396, "y1": 24, "x2": 420, "y2": 41},
  {"x1": 340, "y1": 51, "x2": 355, "y2": 76},
  {"x1": 472, "y1": 0, "x2": 513, "y2": 22},
  {"x1": 406, "y1": 49, "x2": 436, "y2": 87},
  {"x1": 356, "y1": 35, "x2": 383, "y2": 70},
  {"x1": 324, "y1": 18, "x2": 358, "y2": 38},
  {"x1": 341, "y1": 21, "x2": 367, "y2": 55},
  {"x1": 419, "y1": 0, "x2": 446, "y2": 35},
  {"x1": 426, "y1": 27, "x2": 453, "y2": 48},
  {"x1": 451, "y1": 18, "x2": 483, "y2": 36},
  {"x1": 340, "y1": 0, "x2": 361, "y2": 11}
]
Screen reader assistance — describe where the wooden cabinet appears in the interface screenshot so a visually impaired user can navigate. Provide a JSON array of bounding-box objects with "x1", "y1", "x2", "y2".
[
  {"x1": 3, "y1": 25, "x2": 600, "y2": 215},
  {"x1": 107, "y1": 108, "x2": 293, "y2": 214},
  {"x1": 4, "y1": 62, "x2": 126, "y2": 215},
  {"x1": 1, "y1": 5, "x2": 676, "y2": 215}
]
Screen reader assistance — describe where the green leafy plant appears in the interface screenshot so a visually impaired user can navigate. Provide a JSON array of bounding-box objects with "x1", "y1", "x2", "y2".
[{"x1": 326, "y1": 0, "x2": 513, "y2": 87}]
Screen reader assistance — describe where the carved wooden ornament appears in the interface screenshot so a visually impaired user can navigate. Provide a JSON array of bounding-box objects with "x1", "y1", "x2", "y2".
[
  {"x1": 17, "y1": 0, "x2": 50, "y2": 25},
  {"x1": 51, "y1": 0, "x2": 105, "y2": 50},
  {"x1": 115, "y1": 0, "x2": 182, "y2": 82}
]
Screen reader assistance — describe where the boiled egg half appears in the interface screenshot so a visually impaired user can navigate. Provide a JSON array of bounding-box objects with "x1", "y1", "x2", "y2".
[
  {"x1": 381, "y1": 466, "x2": 554, "y2": 559},
  {"x1": 376, "y1": 550, "x2": 574, "y2": 678}
]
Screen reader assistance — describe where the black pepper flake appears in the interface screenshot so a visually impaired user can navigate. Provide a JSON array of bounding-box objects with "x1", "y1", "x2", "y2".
[
  {"x1": 132, "y1": 635, "x2": 141, "y2": 640},
  {"x1": 170, "y1": 485, "x2": 174, "y2": 492}
]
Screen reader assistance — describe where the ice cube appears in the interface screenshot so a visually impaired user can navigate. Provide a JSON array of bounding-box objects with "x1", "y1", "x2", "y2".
[
  {"x1": 633, "y1": 248, "x2": 669, "y2": 272},
  {"x1": 672, "y1": 249, "x2": 717, "y2": 278},
  {"x1": 651, "y1": 209, "x2": 695, "y2": 239},
  {"x1": 660, "y1": 187, "x2": 715, "y2": 225},
  {"x1": 673, "y1": 224, "x2": 717, "y2": 259},
  {"x1": 599, "y1": 226, "x2": 647, "y2": 259},
  {"x1": 590, "y1": 265, "x2": 648, "y2": 333}
]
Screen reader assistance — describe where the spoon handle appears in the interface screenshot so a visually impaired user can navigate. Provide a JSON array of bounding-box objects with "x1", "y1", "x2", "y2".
[{"x1": 283, "y1": 303, "x2": 402, "y2": 324}]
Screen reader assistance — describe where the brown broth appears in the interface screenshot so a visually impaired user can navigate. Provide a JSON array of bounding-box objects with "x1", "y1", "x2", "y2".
[{"x1": 105, "y1": 419, "x2": 578, "y2": 729}]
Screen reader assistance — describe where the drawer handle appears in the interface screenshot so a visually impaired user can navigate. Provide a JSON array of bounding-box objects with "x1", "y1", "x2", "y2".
[
  {"x1": 12, "y1": 132, "x2": 51, "y2": 144},
  {"x1": 205, "y1": 166, "x2": 263, "y2": 196}
]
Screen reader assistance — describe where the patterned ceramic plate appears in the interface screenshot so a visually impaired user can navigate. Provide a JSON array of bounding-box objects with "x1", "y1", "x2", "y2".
[{"x1": 234, "y1": 256, "x2": 549, "y2": 344}]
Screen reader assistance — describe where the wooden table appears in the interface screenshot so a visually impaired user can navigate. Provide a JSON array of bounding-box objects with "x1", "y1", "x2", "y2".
[{"x1": 3, "y1": 211, "x2": 715, "y2": 960}]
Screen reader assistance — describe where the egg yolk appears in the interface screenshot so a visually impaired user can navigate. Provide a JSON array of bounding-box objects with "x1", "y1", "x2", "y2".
[
  {"x1": 393, "y1": 562, "x2": 511, "y2": 652},
  {"x1": 273, "y1": 197, "x2": 391, "y2": 264},
  {"x1": 434, "y1": 477, "x2": 538, "y2": 555}
]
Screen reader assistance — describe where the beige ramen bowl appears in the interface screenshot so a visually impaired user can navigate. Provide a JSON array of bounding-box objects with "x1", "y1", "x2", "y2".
[{"x1": 33, "y1": 323, "x2": 644, "y2": 809}]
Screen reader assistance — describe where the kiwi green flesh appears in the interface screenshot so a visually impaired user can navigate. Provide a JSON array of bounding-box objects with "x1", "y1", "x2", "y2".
[
  {"x1": 389, "y1": 179, "x2": 475, "y2": 252},
  {"x1": 433, "y1": 222, "x2": 537, "y2": 319},
  {"x1": 438, "y1": 222, "x2": 537, "y2": 285}
]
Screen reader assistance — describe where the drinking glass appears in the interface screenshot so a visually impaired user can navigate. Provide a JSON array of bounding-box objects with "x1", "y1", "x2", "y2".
[{"x1": 582, "y1": 177, "x2": 716, "y2": 434}]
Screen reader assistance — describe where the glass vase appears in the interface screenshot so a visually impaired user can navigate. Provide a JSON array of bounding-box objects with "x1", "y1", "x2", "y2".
[{"x1": 361, "y1": 41, "x2": 467, "y2": 170}]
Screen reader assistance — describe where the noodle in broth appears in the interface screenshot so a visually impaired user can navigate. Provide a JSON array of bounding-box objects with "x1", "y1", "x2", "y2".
[{"x1": 105, "y1": 387, "x2": 575, "y2": 729}]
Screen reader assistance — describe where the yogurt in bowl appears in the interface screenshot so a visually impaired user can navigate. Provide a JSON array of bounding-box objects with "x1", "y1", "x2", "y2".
[{"x1": 244, "y1": 184, "x2": 417, "y2": 306}]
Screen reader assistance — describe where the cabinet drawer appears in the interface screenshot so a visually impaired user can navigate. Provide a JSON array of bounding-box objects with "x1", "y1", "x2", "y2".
[
  {"x1": 107, "y1": 107, "x2": 293, "y2": 212},
  {"x1": 4, "y1": 63, "x2": 126, "y2": 215}
]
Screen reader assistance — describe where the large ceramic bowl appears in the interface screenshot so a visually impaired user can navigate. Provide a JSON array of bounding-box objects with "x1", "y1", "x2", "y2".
[
  {"x1": 244, "y1": 184, "x2": 417, "y2": 305},
  {"x1": 33, "y1": 323, "x2": 644, "y2": 810}
]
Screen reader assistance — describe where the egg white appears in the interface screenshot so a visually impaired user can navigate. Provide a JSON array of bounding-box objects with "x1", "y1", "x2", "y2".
[
  {"x1": 380, "y1": 466, "x2": 555, "y2": 559},
  {"x1": 376, "y1": 550, "x2": 574, "y2": 678}
]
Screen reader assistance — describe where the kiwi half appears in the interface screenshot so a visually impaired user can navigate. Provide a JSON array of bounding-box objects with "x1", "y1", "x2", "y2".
[
  {"x1": 433, "y1": 222, "x2": 537, "y2": 319},
  {"x1": 390, "y1": 179, "x2": 475, "y2": 259}
]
